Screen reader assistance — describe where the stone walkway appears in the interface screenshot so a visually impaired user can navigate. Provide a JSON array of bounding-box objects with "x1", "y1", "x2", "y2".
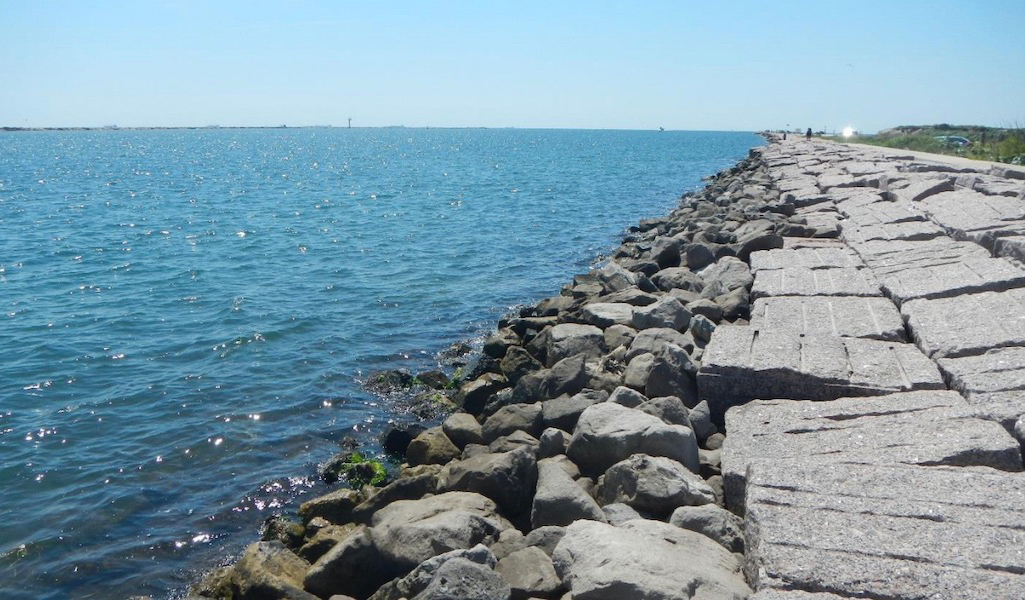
[{"x1": 711, "y1": 138, "x2": 1025, "y2": 599}]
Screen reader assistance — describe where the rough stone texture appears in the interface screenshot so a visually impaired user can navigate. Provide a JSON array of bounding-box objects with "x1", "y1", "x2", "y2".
[
  {"x1": 749, "y1": 295, "x2": 906, "y2": 341},
  {"x1": 228, "y1": 541, "x2": 315, "y2": 600},
  {"x1": 538, "y1": 323, "x2": 606, "y2": 367},
  {"x1": 552, "y1": 519, "x2": 751, "y2": 600},
  {"x1": 630, "y1": 295, "x2": 691, "y2": 331},
  {"x1": 743, "y1": 461, "x2": 1025, "y2": 600},
  {"x1": 699, "y1": 257, "x2": 754, "y2": 292},
  {"x1": 411, "y1": 557, "x2": 511, "y2": 600},
  {"x1": 751, "y1": 266, "x2": 881, "y2": 299},
  {"x1": 937, "y1": 346, "x2": 1025, "y2": 396},
  {"x1": 839, "y1": 198, "x2": 925, "y2": 226},
  {"x1": 625, "y1": 327, "x2": 693, "y2": 361},
  {"x1": 406, "y1": 427, "x2": 462, "y2": 466},
  {"x1": 369, "y1": 492, "x2": 513, "y2": 572},
  {"x1": 601, "y1": 502, "x2": 643, "y2": 526},
  {"x1": 669, "y1": 504, "x2": 744, "y2": 553},
  {"x1": 850, "y1": 237, "x2": 990, "y2": 275},
  {"x1": 305, "y1": 526, "x2": 390, "y2": 599},
  {"x1": 581, "y1": 302, "x2": 635, "y2": 328},
  {"x1": 841, "y1": 220, "x2": 946, "y2": 244},
  {"x1": 482, "y1": 403, "x2": 544, "y2": 443},
  {"x1": 567, "y1": 402, "x2": 699, "y2": 475},
  {"x1": 651, "y1": 266, "x2": 706, "y2": 293},
  {"x1": 368, "y1": 545, "x2": 498, "y2": 600},
  {"x1": 902, "y1": 289, "x2": 1025, "y2": 358},
  {"x1": 442, "y1": 412, "x2": 484, "y2": 449},
  {"x1": 698, "y1": 327, "x2": 945, "y2": 420},
  {"x1": 877, "y1": 255, "x2": 1025, "y2": 303},
  {"x1": 602, "y1": 324, "x2": 636, "y2": 350},
  {"x1": 298, "y1": 488, "x2": 361, "y2": 525},
  {"x1": 892, "y1": 176, "x2": 955, "y2": 202},
  {"x1": 531, "y1": 458, "x2": 606, "y2": 528},
  {"x1": 721, "y1": 391, "x2": 1023, "y2": 514},
  {"x1": 541, "y1": 389, "x2": 608, "y2": 432},
  {"x1": 436, "y1": 447, "x2": 538, "y2": 516},
  {"x1": 494, "y1": 546, "x2": 562, "y2": 600},
  {"x1": 749, "y1": 246, "x2": 863, "y2": 272},
  {"x1": 597, "y1": 454, "x2": 714, "y2": 516},
  {"x1": 919, "y1": 189, "x2": 1025, "y2": 236}
]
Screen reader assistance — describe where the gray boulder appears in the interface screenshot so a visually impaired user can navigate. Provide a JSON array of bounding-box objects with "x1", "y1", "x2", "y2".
[
  {"x1": 670, "y1": 504, "x2": 744, "y2": 553},
  {"x1": 651, "y1": 267, "x2": 706, "y2": 293},
  {"x1": 626, "y1": 327, "x2": 693, "y2": 361},
  {"x1": 511, "y1": 355, "x2": 588, "y2": 404},
  {"x1": 488, "y1": 430, "x2": 540, "y2": 454},
  {"x1": 622, "y1": 352, "x2": 656, "y2": 391},
  {"x1": 601, "y1": 502, "x2": 643, "y2": 525},
  {"x1": 536, "y1": 323, "x2": 606, "y2": 367},
  {"x1": 688, "y1": 400, "x2": 717, "y2": 442},
  {"x1": 297, "y1": 523, "x2": 359, "y2": 563},
  {"x1": 688, "y1": 297, "x2": 724, "y2": 323},
  {"x1": 500, "y1": 346, "x2": 542, "y2": 385},
  {"x1": 690, "y1": 313, "x2": 716, "y2": 342},
  {"x1": 351, "y1": 474, "x2": 439, "y2": 525},
  {"x1": 531, "y1": 458, "x2": 607, "y2": 528},
  {"x1": 442, "y1": 413, "x2": 484, "y2": 449},
  {"x1": 686, "y1": 243, "x2": 716, "y2": 270},
  {"x1": 305, "y1": 526, "x2": 390, "y2": 599},
  {"x1": 437, "y1": 447, "x2": 538, "y2": 516},
  {"x1": 226, "y1": 541, "x2": 316, "y2": 600},
  {"x1": 607, "y1": 385, "x2": 648, "y2": 408},
  {"x1": 603, "y1": 324, "x2": 637, "y2": 350},
  {"x1": 652, "y1": 236, "x2": 682, "y2": 268},
  {"x1": 638, "y1": 395, "x2": 690, "y2": 427},
  {"x1": 581, "y1": 302, "x2": 635, "y2": 328},
  {"x1": 482, "y1": 403, "x2": 543, "y2": 443},
  {"x1": 298, "y1": 488, "x2": 360, "y2": 525},
  {"x1": 699, "y1": 257, "x2": 753, "y2": 292},
  {"x1": 406, "y1": 427, "x2": 461, "y2": 466},
  {"x1": 370, "y1": 492, "x2": 513, "y2": 572},
  {"x1": 495, "y1": 546, "x2": 563, "y2": 600},
  {"x1": 631, "y1": 296, "x2": 692, "y2": 331},
  {"x1": 484, "y1": 327, "x2": 521, "y2": 359},
  {"x1": 552, "y1": 520, "x2": 750, "y2": 600},
  {"x1": 456, "y1": 373, "x2": 509, "y2": 415},
  {"x1": 538, "y1": 427, "x2": 570, "y2": 458},
  {"x1": 541, "y1": 389, "x2": 608, "y2": 431},
  {"x1": 643, "y1": 343, "x2": 698, "y2": 403},
  {"x1": 567, "y1": 403, "x2": 700, "y2": 474},
  {"x1": 524, "y1": 526, "x2": 567, "y2": 557},
  {"x1": 595, "y1": 262, "x2": 639, "y2": 293},
  {"x1": 368, "y1": 545, "x2": 498, "y2": 600},
  {"x1": 598, "y1": 454, "x2": 715, "y2": 517},
  {"x1": 412, "y1": 557, "x2": 511, "y2": 600}
]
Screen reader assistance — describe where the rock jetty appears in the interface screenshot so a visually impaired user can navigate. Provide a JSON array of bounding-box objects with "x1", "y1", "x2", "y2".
[{"x1": 190, "y1": 136, "x2": 1025, "y2": 600}]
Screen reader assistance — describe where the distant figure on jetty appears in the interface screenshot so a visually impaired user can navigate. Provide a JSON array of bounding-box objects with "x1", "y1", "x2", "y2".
[
  {"x1": 806, "y1": 128, "x2": 812, "y2": 140},
  {"x1": 783, "y1": 132, "x2": 787, "y2": 140}
]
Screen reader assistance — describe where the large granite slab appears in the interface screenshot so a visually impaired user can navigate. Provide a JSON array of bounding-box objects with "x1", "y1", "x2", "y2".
[
  {"x1": 938, "y1": 346, "x2": 1025, "y2": 395},
  {"x1": 919, "y1": 189, "x2": 1025, "y2": 235},
  {"x1": 721, "y1": 391, "x2": 1023, "y2": 513},
  {"x1": 891, "y1": 176, "x2": 955, "y2": 202},
  {"x1": 848, "y1": 237, "x2": 990, "y2": 275},
  {"x1": 743, "y1": 461, "x2": 1025, "y2": 600},
  {"x1": 968, "y1": 391, "x2": 1025, "y2": 432},
  {"x1": 751, "y1": 267, "x2": 881, "y2": 299},
  {"x1": 698, "y1": 327, "x2": 944, "y2": 420},
  {"x1": 901, "y1": 288, "x2": 1025, "y2": 358},
  {"x1": 838, "y1": 199, "x2": 925, "y2": 226},
  {"x1": 841, "y1": 220, "x2": 946, "y2": 244},
  {"x1": 877, "y1": 255, "x2": 1025, "y2": 303},
  {"x1": 749, "y1": 296, "x2": 906, "y2": 341},
  {"x1": 749, "y1": 246, "x2": 863, "y2": 272}
]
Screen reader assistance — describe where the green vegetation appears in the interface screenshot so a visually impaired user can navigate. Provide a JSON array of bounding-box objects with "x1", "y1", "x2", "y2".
[
  {"x1": 827, "y1": 124, "x2": 1025, "y2": 165},
  {"x1": 339, "y1": 452, "x2": 388, "y2": 487}
]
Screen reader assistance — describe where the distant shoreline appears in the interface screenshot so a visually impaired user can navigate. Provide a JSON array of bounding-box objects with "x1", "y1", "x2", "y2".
[{"x1": 0, "y1": 125, "x2": 751, "y2": 133}]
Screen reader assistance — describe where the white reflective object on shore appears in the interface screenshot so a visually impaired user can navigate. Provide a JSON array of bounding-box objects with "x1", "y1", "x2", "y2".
[{"x1": 842, "y1": 126, "x2": 854, "y2": 138}]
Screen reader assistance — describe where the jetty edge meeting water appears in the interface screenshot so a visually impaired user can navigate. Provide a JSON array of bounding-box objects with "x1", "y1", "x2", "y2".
[
  {"x1": 189, "y1": 135, "x2": 1025, "y2": 600},
  {"x1": 0, "y1": 128, "x2": 762, "y2": 599}
]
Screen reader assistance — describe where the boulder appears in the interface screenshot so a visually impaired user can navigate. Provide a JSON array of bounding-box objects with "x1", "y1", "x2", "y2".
[
  {"x1": 685, "y1": 243, "x2": 716, "y2": 270},
  {"x1": 638, "y1": 395, "x2": 690, "y2": 427},
  {"x1": 487, "y1": 430, "x2": 540, "y2": 454},
  {"x1": 651, "y1": 236, "x2": 682, "y2": 268},
  {"x1": 531, "y1": 458, "x2": 607, "y2": 528},
  {"x1": 228, "y1": 541, "x2": 316, "y2": 600},
  {"x1": 380, "y1": 423, "x2": 427, "y2": 455},
  {"x1": 456, "y1": 373, "x2": 509, "y2": 416},
  {"x1": 643, "y1": 343, "x2": 698, "y2": 403},
  {"x1": 437, "y1": 447, "x2": 539, "y2": 516},
  {"x1": 484, "y1": 327, "x2": 521, "y2": 359},
  {"x1": 412, "y1": 557, "x2": 511, "y2": 600},
  {"x1": 297, "y1": 523, "x2": 359, "y2": 563},
  {"x1": 368, "y1": 545, "x2": 498, "y2": 600},
  {"x1": 716, "y1": 287, "x2": 750, "y2": 321},
  {"x1": 630, "y1": 296, "x2": 692, "y2": 331},
  {"x1": 567, "y1": 403, "x2": 700, "y2": 475},
  {"x1": 488, "y1": 528, "x2": 527, "y2": 561},
  {"x1": 482, "y1": 403, "x2": 544, "y2": 443},
  {"x1": 524, "y1": 525, "x2": 567, "y2": 557},
  {"x1": 651, "y1": 267, "x2": 706, "y2": 293},
  {"x1": 541, "y1": 389, "x2": 608, "y2": 431},
  {"x1": 538, "y1": 427, "x2": 570, "y2": 458},
  {"x1": 406, "y1": 427, "x2": 461, "y2": 466},
  {"x1": 351, "y1": 474, "x2": 439, "y2": 525},
  {"x1": 500, "y1": 346, "x2": 542, "y2": 385},
  {"x1": 442, "y1": 412, "x2": 484, "y2": 449},
  {"x1": 626, "y1": 327, "x2": 693, "y2": 361},
  {"x1": 699, "y1": 257, "x2": 753, "y2": 292},
  {"x1": 622, "y1": 352, "x2": 656, "y2": 391},
  {"x1": 595, "y1": 262, "x2": 639, "y2": 293},
  {"x1": 552, "y1": 520, "x2": 750, "y2": 600},
  {"x1": 687, "y1": 298, "x2": 723, "y2": 323},
  {"x1": 603, "y1": 324, "x2": 637, "y2": 350},
  {"x1": 598, "y1": 454, "x2": 715, "y2": 517},
  {"x1": 298, "y1": 488, "x2": 361, "y2": 525},
  {"x1": 607, "y1": 385, "x2": 647, "y2": 408},
  {"x1": 689, "y1": 313, "x2": 716, "y2": 342},
  {"x1": 305, "y1": 526, "x2": 391, "y2": 599},
  {"x1": 601, "y1": 502, "x2": 643, "y2": 526},
  {"x1": 581, "y1": 302, "x2": 635, "y2": 328},
  {"x1": 495, "y1": 546, "x2": 563, "y2": 600},
  {"x1": 535, "y1": 323, "x2": 606, "y2": 367},
  {"x1": 688, "y1": 400, "x2": 717, "y2": 442},
  {"x1": 416, "y1": 370, "x2": 451, "y2": 390},
  {"x1": 370, "y1": 492, "x2": 513, "y2": 572},
  {"x1": 670, "y1": 504, "x2": 744, "y2": 553}
]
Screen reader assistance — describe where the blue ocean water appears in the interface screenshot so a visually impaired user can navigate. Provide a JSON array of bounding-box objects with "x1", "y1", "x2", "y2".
[{"x1": 0, "y1": 128, "x2": 760, "y2": 599}]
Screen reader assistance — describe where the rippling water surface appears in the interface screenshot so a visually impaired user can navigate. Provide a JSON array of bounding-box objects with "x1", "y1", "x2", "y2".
[{"x1": 0, "y1": 128, "x2": 760, "y2": 598}]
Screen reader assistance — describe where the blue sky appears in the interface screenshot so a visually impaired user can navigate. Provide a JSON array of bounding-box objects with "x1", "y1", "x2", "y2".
[{"x1": 1, "y1": 1, "x2": 1022, "y2": 132}]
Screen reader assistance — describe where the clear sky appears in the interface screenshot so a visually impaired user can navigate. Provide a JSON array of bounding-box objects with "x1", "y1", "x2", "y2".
[{"x1": 1, "y1": 0, "x2": 1022, "y2": 133}]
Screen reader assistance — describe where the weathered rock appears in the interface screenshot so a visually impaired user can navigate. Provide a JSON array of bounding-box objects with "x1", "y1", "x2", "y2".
[
  {"x1": 689, "y1": 313, "x2": 716, "y2": 342},
  {"x1": 511, "y1": 355, "x2": 589, "y2": 405},
  {"x1": 552, "y1": 520, "x2": 750, "y2": 600},
  {"x1": 538, "y1": 428, "x2": 569, "y2": 458},
  {"x1": 534, "y1": 323, "x2": 606, "y2": 367},
  {"x1": 366, "y1": 369, "x2": 415, "y2": 392},
  {"x1": 625, "y1": 327, "x2": 693, "y2": 361},
  {"x1": 716, "y1": 286, "x2": 750, "y2": 321},
  {"x1": 643, "y1": 343, "x2": 698, "y2": 403},
  {"x1": 416, "y1": 370, "x2": 451, "y2": 390},
  {"x1": 305, "y1": 526, "x2": 390, "y2": 599},
  {"x1": 752, "y1": 266, "x2": 881, "y2": 299},
  {"x1": 688, "y1": 400, "x2": 717, "y2": 442},
  {"x1": 482, "y1": 403, "x2": 543, "y2": 443},
  {"x1": 368, "y1": 545, "x2": 499, "y2": 600},
  {"x1": 495, "y1": 546, "x2": 562, "y2": 600},
  {"x1": 630, "y1": 296, "x2": 691, "y2": 331},
  {"x1": 500, "y1": 346, "x2": 543, "y2": 385},
  {"x1": 370, "y1": 492, "x2": 513, "y2": 573},
  {"x1": 602, "y1": 324, "x2": 637, "y2": 350},
  {"x1": 651, "y1": 236, "x2": 682, "y2": 268},
  {"x1": 350, "y1": 475, "x2": 440, "y2": 526},
  {"x1": 901, "y1": 288, "x2": 1025, "y2": 358},
  {"x1": 412, "y1": 557, "x2": 511, "y2": 600},
  {"x1": 750, "y1": 245, "x2": 864, "y2": 272},
  {"x1": 456, "y1": 373, "x2": 510, "y2": 416},
  {"x1": 567, "y1": 402, "x2": 699, "y2": 475},
  {"x1": 523, "y1": 526, "x2": 567, "y2": 557},
  {"x1": 380, "y1": 423, "x2": 427, "y2": 456},
  {"x1": 670, "y1": 503, "x2": 744, "y2": 553},
  {"x1": 406, "y1": 427, "x2": 462, "y2": 466},
  {"x1": 699, "y1": 257, "x2": 753, "y2": 292},
  {"x1": 581, "y1": 302, "x2": 634, "y2": 328},
  {"x1": 297, "y1": 523, "x2": 359, "y2": 564},
  {"x1": 541, "y1": 389, "x2": 608, "y2": 432},
  {"x1": 637, "y1": 395, "x2": 690, "y2": 426},
  {"x1": 488, "y1": 430, "x2": 540, "y2": 454},
  {"x1": 601, "y1": 502, "x2": 643, "y2": 525},
  {"x1": 687, "y1": 298, "x2": 723, "y2": 323},
  {"x1": 685, "y1": 243, "x2": 716, "y2": 270},
  {"x1": 442, "y1": 412, "x2": 484, "y2": 449},
  {"x1": 749, "y1": 295, "x2": 906, "y2": 341},
  {"x1": 531, "y1": 458, "x2": 606, "y2": 528},
  {"x1": 484, "y1": 328, "x2": 522, "y2": 359},
  {"x1": 598, "y1": 454, "x2": 714, "y2": 517},
  {"x1": 221, "y1": 541, "x2": 316, "y2": 600},
  {"x1": 299, "y1": 488, "x2": 361, "y2": 525},
  {"x1": 622, "y1": 352, "x2": 656, "y2": 391},
  {"x1": 488, "y1": 528, "x2": 527, "y2": 561},
  {"x1": 651, "y1": 267, "x2": 706, "y2": 293},
  {"x1": 607, "y1": 385, "x2": 647, "y2": 408},
  {"x1": 595, "y1": 262, "x2": 640, "y2": 294},
  {"x1": 437, "y1": 447, "x2": 538, "y2": 516}
]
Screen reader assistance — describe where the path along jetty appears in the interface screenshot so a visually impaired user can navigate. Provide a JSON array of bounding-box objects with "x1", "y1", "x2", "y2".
[{"x1": 190, "y1": 136, "x2": 1025, "y2": 600}]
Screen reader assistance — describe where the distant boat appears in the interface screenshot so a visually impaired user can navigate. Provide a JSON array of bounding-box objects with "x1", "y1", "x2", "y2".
[{"x1": 659, "y1": 127, "x2": 665, "y2": 132}]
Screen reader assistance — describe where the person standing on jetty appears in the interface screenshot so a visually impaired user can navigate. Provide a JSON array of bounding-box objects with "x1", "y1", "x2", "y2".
[{"x1": 806, "y1": 128, "x2": 812, "y2": 140}]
